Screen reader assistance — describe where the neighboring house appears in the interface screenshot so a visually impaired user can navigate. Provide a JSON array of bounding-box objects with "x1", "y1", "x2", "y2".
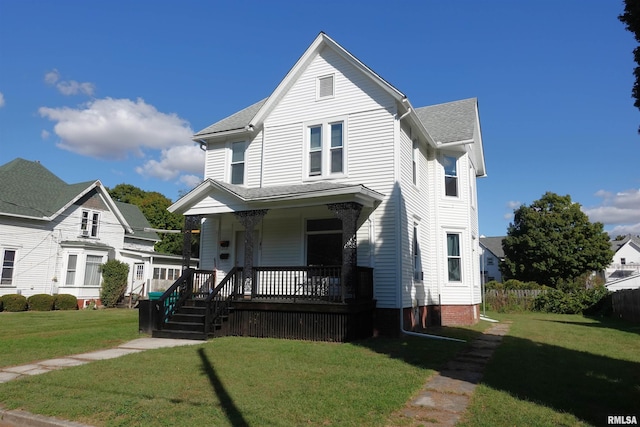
[
  {"x1": 604, "y1": 235, "x2": 640, "y2": 282},
  {"x1": 0, "y1": 158, "x2": 195, "y2": 307},
  {"x1": 168, "y1": 32, "x2": 486, "y2": 339},
  {"x1": 479, "y1": 236, "x2": 505, "y2": 284}
]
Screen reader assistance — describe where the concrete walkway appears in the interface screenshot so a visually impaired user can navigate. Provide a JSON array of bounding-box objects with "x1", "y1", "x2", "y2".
[
  {"x1": 387, "y1": 321, "x2": 511, "y2": 426},
  {"x1": 0, "y1": 338, "x2": 204, "y2": 427}
]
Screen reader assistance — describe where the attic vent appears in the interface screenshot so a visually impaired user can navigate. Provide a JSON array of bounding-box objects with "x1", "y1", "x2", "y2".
[{"x1": 318, "y1": 75, "x2": 334, "y2": 99}]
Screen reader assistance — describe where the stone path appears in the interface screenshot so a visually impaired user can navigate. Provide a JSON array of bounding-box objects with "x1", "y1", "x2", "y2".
[{"x1": 387, "y1": 321, "x2": 511, "y2": 426}]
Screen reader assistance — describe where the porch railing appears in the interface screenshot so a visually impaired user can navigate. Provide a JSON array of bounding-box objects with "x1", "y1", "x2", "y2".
[
  {"x1": 203, "y1": 267, "x2": 242, "y2": 336},
  {"x1": 252, "y1": 266, "x2": 373, "y2": 303}
]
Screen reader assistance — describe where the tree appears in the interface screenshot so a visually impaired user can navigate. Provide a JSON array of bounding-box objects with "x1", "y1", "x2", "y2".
[
  {"x1": 500, "y1": 192, "x2": 613, "y2": 287},
  {"x1": 100, "y1": 260, "x2": 129, "y2": 307},
  {"x1": 619, "y1": 0, "x2": 640, "y2": 133},
  {"x1": 108, "y1": 184, "x2": 198, "y2": 257}
]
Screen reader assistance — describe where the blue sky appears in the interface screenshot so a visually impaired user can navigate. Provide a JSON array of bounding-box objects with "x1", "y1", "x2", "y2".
[{"x1": 1, "y1": 0, "x2": 638, "y2": 238}]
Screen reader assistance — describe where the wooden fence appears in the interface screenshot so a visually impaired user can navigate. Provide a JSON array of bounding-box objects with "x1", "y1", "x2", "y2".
[{"x1": 611, "y1": 288, "x2": 640, "y2": 322}]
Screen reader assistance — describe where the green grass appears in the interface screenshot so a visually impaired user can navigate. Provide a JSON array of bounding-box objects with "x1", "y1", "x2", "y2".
[
  {"x1": 458, "y1": 312, "x2": 640, "y2": 427},
  {"x1": 0, "y1": 309, "x2": 141, "y2": 367},
  {"x1": 0, "y1": 310, "x2": 481, "y2": 426}
]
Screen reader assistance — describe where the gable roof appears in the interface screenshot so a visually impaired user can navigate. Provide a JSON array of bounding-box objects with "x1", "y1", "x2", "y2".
[
  {"x1": 415, "y1": 98, "x2": 477, "y2": 144},
  {"x1": 480, "y1": 236, "x2": 505, "y2": 259},
  {"x1": 194, "y1": 98, "x2": 268, "y2": 139},
  {"x1": 0, "y1": 158, "x2": 158, "y2": 239},
  {"x1": 611, "y1": 235, "x2": 640, "y2": 253}
]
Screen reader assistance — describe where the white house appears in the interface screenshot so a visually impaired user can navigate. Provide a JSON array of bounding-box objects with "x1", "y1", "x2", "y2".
[
  {"x1": 0, "y1": 158, "x2": 194, "y2": 308},
  {"x1": 479, "y1": 236, "x2": 505, "y2": 284},
  {"x1": 169, "y1": 33, "x2": 486, "y2": 335},
  {"x1": 605, "y1": 235, "x2": 640, "y2": 282}
]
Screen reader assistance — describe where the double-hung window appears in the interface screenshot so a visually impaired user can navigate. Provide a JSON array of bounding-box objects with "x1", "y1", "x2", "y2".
[
  {"x1": 1, "y1": 249, "x2": 16, "y2": 286},
  {"x1": 230, "y1": 141, "x2": 246, "y2": 185},
  {"x1": 307, "y1": 120, "x2": 345, "y2": 178},
  {"x1": 444, "y1": 155, "x2": 458, "y2": 197},
  {"x1": 447, "y1": 233, "x2": 462, "y2": 282},
  {"x1": 65, "y1": 254, "x2": 78, "y2": 285},
  {"x1": 81, "y1": 210, "x2": 100, "y2": 237},
  {"x1": 84, "y1": 255, "x2": 103, "y2": 287}
]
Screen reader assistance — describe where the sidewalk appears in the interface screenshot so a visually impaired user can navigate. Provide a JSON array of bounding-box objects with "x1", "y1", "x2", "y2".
[
  {"x1": 0, "y1": 338, "x2": 203, "y2": 427},
  {"x1": 387, "y1": 321, "x2": 511, "y2": 426}
]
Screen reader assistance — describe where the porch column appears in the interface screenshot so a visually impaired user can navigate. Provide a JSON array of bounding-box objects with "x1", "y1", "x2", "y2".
[
  {"x1": 327, "y1": 202, "x2": 363, "y2": 302},
  {"x1": 233, "y1": 209, "x2": 268, "y2": 299},
  {"x1": 182, "y1": 215, "x2": 201, "y2": 271}
]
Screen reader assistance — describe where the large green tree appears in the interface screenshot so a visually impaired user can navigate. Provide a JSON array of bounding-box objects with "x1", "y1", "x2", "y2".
[
  {"x1": 500, "y1": 192, "x2": 613, "y2": 287},
  {"x1": 619, "y1": 0, "x2": 640, "y2": 133},
  {"x1": 109, "y1": 184, "x2": 198, "y2": 256}
]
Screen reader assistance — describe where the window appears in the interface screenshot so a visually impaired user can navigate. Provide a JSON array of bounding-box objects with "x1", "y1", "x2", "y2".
[
  {"x1": 447, "y1": 233, "x2": 462, "y2": 282},
  {"x1": 444, "y1": 156, "x2": 458, "y2": 197},
  {"x1": 65, "y1": 254, "x2": 78, "y2": 285},
  {"x1": 317, "y1": 75, "x2": 334, "y2": 99},
  {"x1": 135, "y1": 264, "x2": 144, "y2": 281},
  {"x1": 487, "y1": 257, "x2": 494, "y2": 266},
  {"x1": 1, "y1": 249, "x2": 16, "y2": 285},
  {"x1": 621, "y1": 258, "x2": 626, "y2": 265},
  {"x1": 306, "y1": 218, "x2": 342, "y2": 265},
  {"x1": 412, "y1": 140, "x2": 419, "y2": 185},
  {"x1": 81, "y1": 210, "x2": 100, "y2": 237},
  {"x1": 307, "y1": 120, "x2": 345, "y2": 178},
  {"x1": 84, "y1": 255, "x2": 102, "y2": 287},
  {"x1": 413, "y1": 223, "x2": 422, "y2": 281},
  {"x1": 230, "y1": 141, "x2": 246, "y2": 185}
]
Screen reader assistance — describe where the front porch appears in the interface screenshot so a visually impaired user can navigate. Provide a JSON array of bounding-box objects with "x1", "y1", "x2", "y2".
[{"x1": 139, "y1": 266, "x2": 376, "y2": 342}]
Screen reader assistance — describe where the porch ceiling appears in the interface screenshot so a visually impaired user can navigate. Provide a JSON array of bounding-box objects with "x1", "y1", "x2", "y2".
[{"x1": 169, "y1": 179, "x2": 385, "y2": 216}]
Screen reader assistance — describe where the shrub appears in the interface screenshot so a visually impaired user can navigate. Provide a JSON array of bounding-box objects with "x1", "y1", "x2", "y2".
[
  {"x1": 54, "y1": 294, "x2": 78, "y2": 310},
  {"x1": 100, "y1": 260, "x2": 129, "y2": 308},
  {"x1": 27, "y1": 294, "x2": 55, "y2": 311},
  {"x1": 533, "y1": 285, "x2": 610, "y2": 314},
  {"x1": 0, "y1": 297, "x2": 3, "y2": 312},
  {"x1": 1, "y1": 294, "x2": 28, "y2": 312},
  {"x1": 484, "y1": 280, "x2": 503, "y2": 290}
]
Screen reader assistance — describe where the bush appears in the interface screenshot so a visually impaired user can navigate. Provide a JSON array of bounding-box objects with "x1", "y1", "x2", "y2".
[
  {"x1": 27, "y1": 294, "x2": 55, "y2": 311},
  {"x1": 1, "y1": 294, "x2": 28, "y2": 312},
  {"x1": 54, "y1": 294, "x2": 78, "y2": 310},
  {"x1": 533, "y1": 285, "x2": 610, "y2": 314},
  {"x1": 0, "y1": 297, "x2": 3, "y2": 312},
  {"x1": 100, "y1": 260, "x2": 129, "y2": 308}
]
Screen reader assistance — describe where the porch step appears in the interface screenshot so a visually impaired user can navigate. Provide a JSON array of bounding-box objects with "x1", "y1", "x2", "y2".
[
  {"x1": 152, "y1": 329, "x2": 207, "y2": 340},
  {"x1": 164, "y1": 320, "x2": 205, "y2": 333}
]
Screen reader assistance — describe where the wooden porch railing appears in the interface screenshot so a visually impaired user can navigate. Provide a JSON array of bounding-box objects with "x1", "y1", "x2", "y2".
[{"x1": 203, "y1": 267, "x2": 242, "y2": 336}]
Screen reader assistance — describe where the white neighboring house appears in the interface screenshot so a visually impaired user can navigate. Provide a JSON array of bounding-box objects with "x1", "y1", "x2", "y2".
[
  {"x1": 170, "y1": 33, "x2": 487, "y2": 330},
  {"x1": 0, "y1": 158, "x2": 195, "y2": 307},
  {"x1": 605, "y1": 235, "x2": 640, "y2": 281},
  {"x1": 479, "y1": 236, "x2": 505, "y2": 284}
]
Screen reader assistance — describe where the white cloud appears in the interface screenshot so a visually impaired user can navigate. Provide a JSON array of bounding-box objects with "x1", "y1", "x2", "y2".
[
  {"x1": 39, "y1": 97, "x2": 194, "y2": 159},
  {"x1": 136, "y1": 144, "x2": 205, "y2": 181},
  {"x1": 506, "y1": 200, "x2": 521, "y2": 210},
  {"x1": 44, "y1": 69, "x2": 95, "y2": 96},
  {"x1": 584, "y1": 188, "x2": 640, "y2": 236},
  {"x1": 0, "y1": 92, "x2": 5, "y2": 108},
  {"x1": 178, "y1": 174, "x2": 203, "y2": 189},
  {"x1": 39, "y1": 97, "x2": 203, "y2": 185},
  {"x1": 41, "y1": 129, "x2": 50, "y2": 139}
]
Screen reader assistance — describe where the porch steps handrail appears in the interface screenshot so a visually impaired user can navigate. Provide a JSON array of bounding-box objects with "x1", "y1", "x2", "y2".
[{"x1": 203, "y1": 267, "x2": 242, "y2": 336}]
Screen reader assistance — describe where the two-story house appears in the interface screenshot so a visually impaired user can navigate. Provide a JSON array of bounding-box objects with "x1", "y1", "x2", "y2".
[
  {"x1": 0, "y1": 158, "x2": 194, "y2": 307},
  {"x1": 168, "y1": 33, "x2": 486, "y2": 339}
]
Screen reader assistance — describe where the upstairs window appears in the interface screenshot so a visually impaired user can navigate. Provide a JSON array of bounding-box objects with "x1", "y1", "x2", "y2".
[
  {"x1": 81, "y1": 210, "x2": 100, "y2": 237},
  {"x1": 230, "y1": 141, "x2": 246, "y2": 185},
  {"x1": 307, "y1": 120, "x2": 345, "y2": 179},
  {"x1": 317, "y1": 75, "x2": 334, "y2": 99},
  {"x1": 412, "y1": 140, "x2": 419, "y2": 185},
  {"x1": 1, "y1": 249, "x2": 16, "y2": 286},
  {"x1": 444, "y1": 155, "x2": 458, "y2": 197}
]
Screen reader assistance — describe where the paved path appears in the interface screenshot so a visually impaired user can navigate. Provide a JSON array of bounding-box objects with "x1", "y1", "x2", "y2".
[{"x1": 387, "y1": 321, "x2": 511, "y2": 426}]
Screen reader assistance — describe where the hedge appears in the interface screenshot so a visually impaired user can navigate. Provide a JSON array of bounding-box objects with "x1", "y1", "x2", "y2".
[
  {"x1": 1, "y1": 294, "x2": 28, "y2": 312},
  {"x1": 27, "y1": 294, "x2": 55, "y2": 311},
  {"x1": 54, "y1": 294, "x2": 78, "y2": 310}
]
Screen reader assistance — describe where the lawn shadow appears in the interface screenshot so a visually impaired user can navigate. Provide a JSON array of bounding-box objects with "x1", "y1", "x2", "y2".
[
  {"x1": 538, "y1": 316, "x2": 640, "y2": 335},
  {"x1": 478, "y1": 333, "x2": 640, "y2": 425},
  {"x1": 198, "y1": 348, "x2": 249, "y2": 427}
]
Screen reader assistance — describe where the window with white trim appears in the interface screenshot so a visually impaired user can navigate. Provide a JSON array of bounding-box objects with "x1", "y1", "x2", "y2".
[
  {"x1": 447, "y1": 233, "x2": 462, "y2": 282},
  {"x1": 306, "y1": 120, "x2": 345, "y2": 178},
  {"x1": 317, "y1": 74, "x2": 334, "y2": 99},
  {"x1": 230, "y1": 141, "x2": 246, "y2": 185},
  {"x1": 81, "y1": 210, "x2": 100, "y2": 237},
  {"x1": 412, "y1": 140, "x2": 419, "y2": 185},
  {"x1": 65, "y1": 254, "x2": 78, "y2": 285},
  {"x1": 1, "y1": 249, "x2": 16, "y2": 286},
  {"x1": 84, "y1": 255, "x2": 103, "y2": 287},
  {"x1": 444, "y1": 156, "x2": 458, "y2": 197},
  {"x1": 413, "y1": 223, "x2": 423, "y2": 281}
]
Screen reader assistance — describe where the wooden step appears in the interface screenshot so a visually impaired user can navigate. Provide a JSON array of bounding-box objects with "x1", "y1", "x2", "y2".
[{"x1": 152, "y1": 329, "x2": 207, "y2": 340}]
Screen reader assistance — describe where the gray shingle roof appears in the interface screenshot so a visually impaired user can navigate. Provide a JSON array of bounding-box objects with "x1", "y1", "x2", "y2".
[
  {"x1": 480, "y1": 236, "x2": 505, "y2": 259},
  {"x1": 213, "y1": 180, "x2": 381, "y2": 201},
  {"x1": 115, "y1": 202, "x2": 159, "y2": 241},
  {"x1": 414, "y1": 98, "x2": 477, "y2": 143},
  {"x1": 611, "y1": 235, "x2": 640, "y2": 253},
  {"x1": 194, "y1": 98, "x2": 268, "y2": 138}
]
